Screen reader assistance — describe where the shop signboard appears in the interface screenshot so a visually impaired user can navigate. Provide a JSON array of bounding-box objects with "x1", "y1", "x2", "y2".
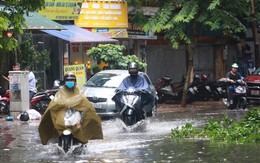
[
  {"x1": 90, "y1": 28, "x2": 128, "y2": 38},
  {"x1": 38, "y1": 0, "x2": 82, "y2": 20},
  {"x1": 75, "y1": 0, "x2": 128, "y2": 28}
]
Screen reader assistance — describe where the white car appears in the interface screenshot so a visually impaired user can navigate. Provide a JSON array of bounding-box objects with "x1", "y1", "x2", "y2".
[{"x1": 82, "y1": 70, "x2": 158, "y2": 118}]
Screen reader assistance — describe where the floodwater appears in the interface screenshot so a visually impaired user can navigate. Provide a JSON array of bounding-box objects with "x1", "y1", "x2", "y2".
[{"x1": 0, "y1": 108, "x2": 259, "y2": 163}]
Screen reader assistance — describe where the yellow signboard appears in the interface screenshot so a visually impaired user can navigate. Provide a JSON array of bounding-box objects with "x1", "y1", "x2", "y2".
[
  {"x1": 91, "y1": 28, "x2": 128, "y2": 38},
  {"x1": 64, "y1": 64, "x2": 86, "y2": 88},
  {"x1": 38, "y1": 0, "x2": 82, "y2": 20},
  {"x1": 75, "y1": 1, "x2": 128, "y2": 28}
]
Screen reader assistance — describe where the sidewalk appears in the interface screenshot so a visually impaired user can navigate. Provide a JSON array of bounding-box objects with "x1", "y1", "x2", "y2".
[{"x1": 157, "y1": 100, "x2": 226, "y2": 113}]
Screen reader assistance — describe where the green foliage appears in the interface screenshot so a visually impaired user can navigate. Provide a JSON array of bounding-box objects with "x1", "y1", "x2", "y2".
[
  {"x1": 171, "y1": 108, "x2": 260, "y2": 143},
  {"x1": 92, "y1": 65, "x2": 101, "y2": 74},
  {"x1": 0, "y1": 37, "x2": 18, "y2": 51},
  {"x1": 0, "y1": 0, "x2": 45, "y2": 51},
  {"x1": 17, "y1": 33, "x2": 50, "y2": 70},
  {"x1": 141, "y1": 0, "x2": 252, "y2": 48},
  {"x1": 87, "y1": 44, "x2": 147, "y2": 70}
]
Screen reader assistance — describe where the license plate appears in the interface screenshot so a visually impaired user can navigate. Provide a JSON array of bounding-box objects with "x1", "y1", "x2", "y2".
[
  {"x1": 92, "y1": 103, "x2": 102, "y2": 108},
  {"x1": 251, "y1": 90, "x2": 260, "y2": 96}
]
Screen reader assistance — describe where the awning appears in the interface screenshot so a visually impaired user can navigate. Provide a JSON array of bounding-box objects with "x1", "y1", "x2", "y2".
[
  {"x1": 41, "y1": 25, "x2": 118, "y2": 43},
  {"x1": 24, "y1": 12, "x2": 67, "y2": 30},
  {"x1": 0, "y1": 6, "x2": 66, "y2": 30}
]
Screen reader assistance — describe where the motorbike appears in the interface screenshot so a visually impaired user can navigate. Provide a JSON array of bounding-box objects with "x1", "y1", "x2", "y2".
[
  {"x1": 0, "y1": 80, "x2": 61, "y2": 115},
  {"x1": 226, "y1": 79, "x2": 248, "y2": 110},
  {"x1": 112, "y1": 87, "x2": 156, "y2": 126},
  {"x1": 59, "y1": 108, "x2": 83, "y2": 153},
  {"x1": 38, "y1": 88, "x2": 103, "y2": 154},
  {"x1": 155, "y1": 75, "x2": 184, "y2": 103},
  {"x1": 30, "y1": 90, "x2": 56, "y2": 114},
  {"x1": 208, "y1": 78, "x2": 228, "y2": 101},
  {"x1": 0, "y1": 90, "x2": 10, "y2": 115},
  {"x1": 187, "y1": 74, "x2": 212, "y2": 102}
]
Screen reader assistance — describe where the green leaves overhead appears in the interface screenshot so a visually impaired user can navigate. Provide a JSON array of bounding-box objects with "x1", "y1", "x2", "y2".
[
  {"x1": 0, "y1": 0, "x2": 45, "y2": 51},
  {"x1": 141, "y1": 0, "x2": 253, "y2": 48}
]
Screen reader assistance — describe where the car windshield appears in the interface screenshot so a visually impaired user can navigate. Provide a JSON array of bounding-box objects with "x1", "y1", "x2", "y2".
[
  {"x1": 252, "y1": 68, "x2": 260, "y2": 75},
  {"x1": 86, "y1": 73, "x2": 126, "y2": 88}
]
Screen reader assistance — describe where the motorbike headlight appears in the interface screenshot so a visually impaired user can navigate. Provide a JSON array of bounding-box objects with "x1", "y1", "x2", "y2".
[{"x1": 127, "y1": 88, "x2": 135, "y2": 94}]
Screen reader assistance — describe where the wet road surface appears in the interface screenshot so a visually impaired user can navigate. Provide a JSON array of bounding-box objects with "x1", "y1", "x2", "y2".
[{"x1": 0, "y1": 101, "x2": 259, "y2": 163}]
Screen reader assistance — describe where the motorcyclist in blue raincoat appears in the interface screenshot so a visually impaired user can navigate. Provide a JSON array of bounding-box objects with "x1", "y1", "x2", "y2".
[
  {"x1": 117, "y1": 62, "x2": 151, "y2": 93},
  {"x1": 113, "y1": 62, "x2": 156, "y2": 117}
]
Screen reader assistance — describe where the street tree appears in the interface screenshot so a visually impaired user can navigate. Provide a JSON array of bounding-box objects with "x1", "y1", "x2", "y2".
[
  {"x1": 0, "y1": 0, "x2": 44, "y2": 51},
  {"x1": 128, "y1": 0, "x2": 259, "y2": 107},
  {"x1": 87, "y1": 44, "x2": 147, "y2": 70}
]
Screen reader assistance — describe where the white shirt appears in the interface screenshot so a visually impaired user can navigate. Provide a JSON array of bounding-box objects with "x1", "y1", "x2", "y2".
[{"x1": 29, "y1": 71, "x2": 37, "y2": 93}]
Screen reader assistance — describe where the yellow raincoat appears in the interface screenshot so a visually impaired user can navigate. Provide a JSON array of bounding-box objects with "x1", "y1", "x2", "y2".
[{"x1": 38, "y1": 86, "x2": 103, "y2": 145}]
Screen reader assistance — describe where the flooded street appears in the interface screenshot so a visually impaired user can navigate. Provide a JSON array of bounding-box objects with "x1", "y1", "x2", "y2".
[{"x1": 0, "y1": 107, "x2": 259, "y2": 163}]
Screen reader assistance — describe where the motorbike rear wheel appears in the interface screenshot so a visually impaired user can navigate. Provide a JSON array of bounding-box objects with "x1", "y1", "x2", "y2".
[
  {"x1": 32, "y1": 98, "x2": 51, "y2": 115},
  {"x1": 211, "y1": 90, "x2": 220, "y2": 101},
  {"x1": 157, "y1": 93, "x2": 167, "y2": 104},
  {"x1": 0, "y1": 100, "x2": 10, "y2": 115}
]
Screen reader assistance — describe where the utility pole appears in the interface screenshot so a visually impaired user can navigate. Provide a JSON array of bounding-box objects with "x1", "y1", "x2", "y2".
[{"x1": 250, "y1": 0, "x2": 260, "y2": 68}]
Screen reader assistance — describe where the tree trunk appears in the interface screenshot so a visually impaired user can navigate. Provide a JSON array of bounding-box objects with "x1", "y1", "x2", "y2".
[
  {"x1": 181, "y1": 40, "x2": 197, "y2": 107},
  {"x1": 250, "y1": 0, "x2": 260, "y2": 68},
  {"x1": 181, "y1": 21, "x2": 197, "y2": 107},
  {"x1": 180, "y1": 44, "x2": 194, "y2": 107}
]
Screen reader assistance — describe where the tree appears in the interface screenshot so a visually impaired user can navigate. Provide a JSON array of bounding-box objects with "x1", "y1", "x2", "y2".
[
  {"x1": 0, "y1": 0, "x2": 45, "y2": 51},
  {"x1": 17, "y1": 33, "x2": 50, "y2": 70},
  {"x1": 87, "y1": 44, "x2": 147, "y2": 70},
  {"x1": 128, "y1": 0, "x2": 258, "y2": 107}
]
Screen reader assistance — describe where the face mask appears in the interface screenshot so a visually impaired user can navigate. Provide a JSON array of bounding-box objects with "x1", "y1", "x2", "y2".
[{"x1": 65, "y1": 81, "x2": 75, "y2": 89}]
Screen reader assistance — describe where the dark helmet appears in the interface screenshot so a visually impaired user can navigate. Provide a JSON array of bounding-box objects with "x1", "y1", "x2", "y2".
[
  {"x1": 20, "y1": 111, "x2": 29, "y2": 121},
  {"x1": 128, "y1": 62, "x2": 138, "y2": 76},
  {"x1": 64, "y1": 72, "x2": 76, "y2": 81},
  {"x1": 64, "y1": 72, "x2": 77, "y2": 89},
  {"x1": 193, "y1": 74, "x2": 200, "y2": 82}
]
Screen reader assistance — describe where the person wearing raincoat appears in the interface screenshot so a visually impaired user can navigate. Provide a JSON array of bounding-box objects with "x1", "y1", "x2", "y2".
[{"x1": 38, "y1": 72, "x2": 103, "y2": 145}]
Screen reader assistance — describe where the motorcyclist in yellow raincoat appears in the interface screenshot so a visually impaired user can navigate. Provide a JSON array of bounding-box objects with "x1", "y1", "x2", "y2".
[{"x1": 38, "y1": 72, "x2": 103, "y2": 145}]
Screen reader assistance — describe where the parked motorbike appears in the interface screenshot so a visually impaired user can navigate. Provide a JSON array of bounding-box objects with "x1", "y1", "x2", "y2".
[
  {"x1": 31, "y1": 89, "x2": 57, "y2": 114},
  {"x1": 0, "y1": 80, "x2": 62, "y2": 115},
  {"x1": 226, "y1": 79, "x2": 248, "y2": 110},
  {"x1": 187, "y1": 74, "x2": 212, "y2": 102},
  {"x1": 155, "y1": 75, "x2": 184, "y2": 103},
  {"x1": 0, "y1": 90, "x2": 10, "y2": 115},
  {"x1": 112, "y1": 87, "x2": 156, "y2": 126},
  {"x1": 208, "y1": 78, "x2": 228, "y2": 101},
  {"x1": 59, "y1": 108, "x2": 83, "y2": 153}
]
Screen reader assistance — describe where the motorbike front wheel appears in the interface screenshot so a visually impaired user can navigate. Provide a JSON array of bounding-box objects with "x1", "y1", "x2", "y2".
[
  {"x1": 123, "y1": 115, "x2": 136, "y2": 126},
  {"x1": 236, "y1": 97, "x2": 247, "y2": 110},
  {"x1": 59, "y1": 134, "x2": 72, "y2": 153}
]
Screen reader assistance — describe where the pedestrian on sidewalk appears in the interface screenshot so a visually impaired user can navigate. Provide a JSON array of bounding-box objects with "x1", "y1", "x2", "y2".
[{"x1": 25, "y1": 66, "x2": 37, "y2": 101}]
